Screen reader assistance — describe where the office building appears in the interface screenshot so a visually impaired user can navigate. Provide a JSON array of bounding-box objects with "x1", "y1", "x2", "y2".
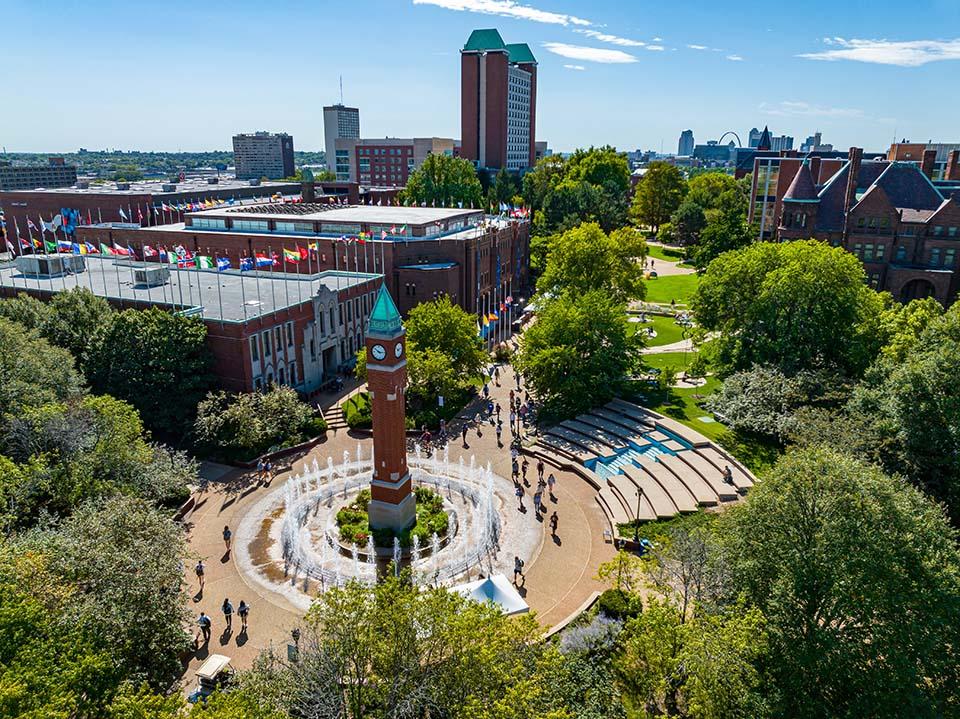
[
  {"x1": 333, "y1": 137, "x2": 456, "y2": 185},
  {"x1": 887, "y1": 141, "x2": 960, "y2": 180},
  {"x1": 0, "y1": 158, "x2": 78, "y2": 191},
  {"x1": 678, "y1": 130, "x2": 694, "y2": 157},
  {"x1": 769, "y1": 134, "x2": 794, "y2": 152},
  {"x1": 75, "y1": 203, "x2": 531, "y2": 321},
  {"x1": 800, "y1": 132, "x2": 833, "y2": 154},
  {"x1": 693, "y1": 141, "x2": 735, "y2": 165},
  {"x1": 323, "y1": 105, "x2": 360, "y2": 171},
  {"x1": 233, "y1": 131, "x2": 295, "y2": 180},
  {"x1": 760, "y1": 147, "x2": 960, "y2": 305},
  {"x1": 461, "y1": 29, "x2": 537, "y2": 172}
]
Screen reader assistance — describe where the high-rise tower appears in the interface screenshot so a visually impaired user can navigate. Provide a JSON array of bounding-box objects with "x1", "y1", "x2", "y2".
[{"x1": 364, "y1": 285, "x2": 415, "y2": 531}]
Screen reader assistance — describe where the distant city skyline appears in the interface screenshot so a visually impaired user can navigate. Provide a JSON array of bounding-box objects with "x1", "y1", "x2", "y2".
[{"x1": 2, "y1": 0, "x2": 959, "y2": 154}]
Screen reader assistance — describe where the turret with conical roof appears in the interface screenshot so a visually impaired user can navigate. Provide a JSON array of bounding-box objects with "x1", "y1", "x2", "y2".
[
  {"x1": 779, "y1": 159, "x2": 820, "y2": 236},
  {"x1": 757, "y1": 125, "x2": 773, "y2": 151}
]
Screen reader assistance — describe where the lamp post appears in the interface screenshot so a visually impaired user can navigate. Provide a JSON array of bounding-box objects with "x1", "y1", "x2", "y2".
[{"x1": 633, "y1": 488, "x2": 642, "y2": 542}]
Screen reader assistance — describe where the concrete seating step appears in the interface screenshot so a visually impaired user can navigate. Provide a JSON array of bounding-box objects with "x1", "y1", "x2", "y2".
[
  {"x1": 663, "y1": 439, "x2": 686, "y2": 452},
  {"x1": 561, "y1": 420, "x2": 628, "y2": 451},
  {"x1": 648, "y1": 430, "x2": 671, "y2": 443},
  {"x1": 633, "y1": 457, "x2": 699, "y2": 513},
  {"x1": 574, "y1": 414, "x2": 638, "y2": 444},
  {"x1": 537, "y1": 435, "x2": 595, "y2": 464},
  {"x1": 622, "y1": 466, "x2": 679, "y2": 518},
  {"x1": 589, "y1": 408, "x2": 654, "y2": 436},
  {"x1": 606, "y1": 398, "x2": 657, "y2": 424},
  {"x1": 652, "y1": 454, "x2": 720, "y2": 505},
  {"x1": 672, "y1": 451, "x2": 738, "y2": 501},
  {"x1": 598, "y1": 486, "x2": 634, "y2": 524},
  {"x1": 546, "y1": 426, "x2": 609, "y2": 456},
  {"x1": 696, "y1": 447, "x2": 755, "y2": 490}
]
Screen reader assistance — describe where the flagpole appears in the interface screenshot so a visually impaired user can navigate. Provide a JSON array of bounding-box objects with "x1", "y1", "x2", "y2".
[
  {"x1": 240, "y1": 256, "x2": 248, "y2": 324},
  {"x1": 143, "y1": 243, "x2": 152, "y2": 307},
  {"x1": 282, "y1": 246, "x2": 290, "y2": 310},
  {"x1": 159, "y1": 252, "x2": 169, "y2": 308},
  {"x1": 215, "y1": 251, "x2": 224, "y2": 329},
  {"x1": 268, "y1": 245, "x2": 277, "y2": 320},
  {"x1": 114, "y1": 251, "x2": 123, "y2": 308}
]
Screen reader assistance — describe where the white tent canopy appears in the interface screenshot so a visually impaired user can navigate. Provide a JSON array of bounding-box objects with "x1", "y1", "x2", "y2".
[{"x1": 451, "y1": 574, "x2": 529, "y2": 616}]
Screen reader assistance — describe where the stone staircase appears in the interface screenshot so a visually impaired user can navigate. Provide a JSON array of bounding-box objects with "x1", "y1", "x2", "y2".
[{"x1": 324, "y1": 405, "x2": 349, "y2": 432}]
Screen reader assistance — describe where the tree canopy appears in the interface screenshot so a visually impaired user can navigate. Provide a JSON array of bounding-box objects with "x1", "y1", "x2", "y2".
[
  {"x1": 693, "y1": 240, "x2": 885, "y2": 376},
  {"x1": 399, "y1": 153, "x2": 483, "y2": 209},
  {"x1": 630, "y1": 161, "x2": 687, "y2": 233}
]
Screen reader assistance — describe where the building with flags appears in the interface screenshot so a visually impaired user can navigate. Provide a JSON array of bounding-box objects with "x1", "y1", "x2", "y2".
[
  {"x1": 73, "y1": 203, "x2": 531, "y2": 322},
  {"x1": 0, "y1": 253, "x2": 380, "y2": 394}
]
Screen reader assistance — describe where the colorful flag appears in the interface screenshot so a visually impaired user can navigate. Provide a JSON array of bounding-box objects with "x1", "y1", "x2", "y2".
[
  {"x1": 87, "y1": 209, "x2": 93, "y2": 225},
  {"x1": 143, "y1": 245, "x2": 158, "y2": 257},
  {"x1": 240, "y1": 257, "x2": 255, "y2": 272},
  {"x1": 397, "y1": 224, "x2": 407, "y2": 235},
  {"x1": 216, "y1": 256, "x2": 230, "y2": 272},
  {"x1": 196, "y1": 256, "x2": 215, "y2": 269},
  {"x1": 83, "y1": 242, "x2": 97, "y2": 254},
  {"x1": 297, "y1": 245, "x2": 308, "y2": 260},
  {"x1": 127, "y1": 245, "x2": 136, "y2": 258},
  {"x1": 44, "y1": 239, "x2": 58, "y2": 253},
  {"x1": 158, "y1": 247, "x2": 168, "y2": 263},
  {"x1": 255, "y1": 253, "x2": 274, "y2": 267},
  {"x1": 112, "y1": 243, "x2": 130, "y2": 256},
  {"x1": 178, "y1": 256, "x2": 197, "y2": 269},
  {"x1": 20, "y1": 238, "x2": 31, "y2": 250},
  {"x1": 71, "y1": 242, "x2": 82, "y2": 255},
  {"x1": 307, "y1": 241, "x2": 319, "y2": 254},
  {"x1": 57, "y1": 239, "x2": 73, "y2": 252},
  {"x1": 100, "y1": 243, "x2": 114, "y2": 255},
  {"x1": 5, "y1": 239, "x2": 15, "y2": 254},
  {"x1": 282, "y1": 247, "x2": 300, "y2": 264},
  {"x1": 119, "y1": 207, "x2": 128, "y2": 221}
]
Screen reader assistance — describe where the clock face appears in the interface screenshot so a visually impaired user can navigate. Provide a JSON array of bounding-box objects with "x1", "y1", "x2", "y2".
[
  {"x1": 394, "y1": 342, "x2": 404, "y2": 358},
  {"x1": 371, "y1": 344, "x2": 386, "y2": 361}
]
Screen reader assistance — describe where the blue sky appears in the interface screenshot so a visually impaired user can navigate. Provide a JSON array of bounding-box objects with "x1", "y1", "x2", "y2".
[{"x1": 2, "y1": 0, "x2": 959, "y2": 154}]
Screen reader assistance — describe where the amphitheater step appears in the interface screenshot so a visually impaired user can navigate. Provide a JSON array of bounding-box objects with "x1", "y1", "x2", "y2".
[
  {"x1": 696, "y1": 446, "x2": 755, "y2": 490},
  {"x1": 652, "y1": 454, "x2": 720, "y2": 505},
  {"x1": 622, "y1": 466, "x2": 680, "y2": 518},
  {"x1": 633, "y1": 458, "x2": 699, "y2": 513}
]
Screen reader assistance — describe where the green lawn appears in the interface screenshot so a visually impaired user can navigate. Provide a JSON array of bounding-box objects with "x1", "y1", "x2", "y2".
[
  {"x1": 642, "y1": 273, "x2": 699, "y2": 306},
  {"x1": 628, "y1": 316, "x2": 690, "y2": 347},
  {"x1": 646, "y1": 243, "x2": 686, "y2": 262}
]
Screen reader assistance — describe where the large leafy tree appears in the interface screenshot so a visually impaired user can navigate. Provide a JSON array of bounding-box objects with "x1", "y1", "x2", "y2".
[
  {"x1": 669, "y1": 200, "x2": 707, "y2": 246},
  {"x1": 405, "y1": 295, "x2": 487, "y2": 379},
  {"x1": 536, "y1": 223, "x2": 647, "y2": 303},
  {"x1": 0, "y1": 316, "x2": 83, "y2": 419},
  {"x1": 689, "y1": 210, "x2": 755, "y2": 271},
  {"x1": 399, "y1": 154, "x2": 483, "y2": 209},
  {"x1": 87, "y1": 308, "x2": 213, "y2": 437},
  {"x1": 630, "y1": 161, "x2": 687, "y2": 233},
  {"x1": 41, "y1": 287, "x2": 114, "y2": 366},
  {"x1": 242, "y1": 576, "x2": 566, "y2": 718},
  {"x1": 723, "y1": 447, "x2": 960, "y2": 718},
  {"x1": 517, "y1": 290, "x2": 643, "y2": 420},
  {"x1": 693, "y1": 240, "x2": 885, "y2": 376}
]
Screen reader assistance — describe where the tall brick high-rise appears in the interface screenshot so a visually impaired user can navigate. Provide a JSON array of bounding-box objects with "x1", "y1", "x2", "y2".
[
  {"x1": 460, "y1": 29, "x2": 537, "y2": 172},
  {"x1": 364, "y1": 285, "x2": 415, "y2": 531}
]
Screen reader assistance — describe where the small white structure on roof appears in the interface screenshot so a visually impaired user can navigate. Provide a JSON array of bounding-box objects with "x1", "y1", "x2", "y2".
[{"x1": 452, "y1": 573, "x2": 529, "y2": 616}]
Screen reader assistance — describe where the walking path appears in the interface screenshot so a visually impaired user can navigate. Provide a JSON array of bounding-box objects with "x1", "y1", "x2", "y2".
[
  {"x1": 179, "y1": 363, "x2": 612, "y2": 680},
  {"x1": 646, "y1": 242, "x2": 695, "y2": 277}
]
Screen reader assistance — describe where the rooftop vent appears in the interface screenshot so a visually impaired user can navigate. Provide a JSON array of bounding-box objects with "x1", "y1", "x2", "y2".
[
  {"x1": 207, "y1": 177, "x2": 219, "y2": 184},
  {"x1": 248, "y1": 178, "x2": 261, "y2": 186},
  {"x1": 16, "y1": 254, "x2": 86, "y2": 277},
  {"x1": 162, "y1": 183, "x2": 177, "y2": 192},
  {"x1": 76, "y1": 181, "x2": 89, "y2": 189},
  {"x1": 115, "y1": 182, "x2": 130, "y2": 190},
  {"x1": 133, "y1": 264, "x2": 170, "y2": 287}
]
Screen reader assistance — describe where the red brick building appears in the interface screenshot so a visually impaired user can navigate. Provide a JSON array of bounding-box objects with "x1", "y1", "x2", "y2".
[
  {"x1": 775, "y1": 148, "x2": 960, "y2": 305},
  {"x1": 461, "y1": 29, "x2": 537, "y2": 172}
]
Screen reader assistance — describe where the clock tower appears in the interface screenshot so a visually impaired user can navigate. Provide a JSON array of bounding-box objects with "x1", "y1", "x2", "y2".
[{"x1": 364, "y1": 285, "x2": 416, "y2": 531}]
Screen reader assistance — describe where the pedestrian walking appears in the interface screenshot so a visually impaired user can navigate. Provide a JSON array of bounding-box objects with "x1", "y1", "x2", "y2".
[
  {"x1": 238, "y1": 600, "x2": 250, "y2": 631},
  {"x1": 515, "y1": 484, "x2": 525, "y2": 511},
  {"x1": 256, "y1": 459, "x2": 264, "y2": 482},
  {"x1": 511, "y1": 458, "x2": 519, "y2": 480},
  {"x1": 197, "y1": 612, "x2": 212, "y2": 644},
  {"x1": 550, "y1": 511, "x2": 559, "y2": 535},
  {"x1": 462, "y1": 424, "x2": 469, "y2": 446},
  {"x1": 496, "y1": 423, "x2": 503, "y2": 447},
  {"x1": 521, "y1": 458, "x2": 529, "y2": 481},
  {"x1": 495, "y1": 402, "x2": 502, "y2": 420},
  {"x1": 483, "y1": 383, "x2": 490, "y2": 399},
  {"x1": 537, "y1": 459, "x2": 545, "y2": 482},
  {"x1": 509, "y1": 389, "x2": 515, "y2": 406},
  {"x1": 195, "y1": 559, "x2": 205, "y2": 589},
  {"x1": 513, "y1": 555, "x2": 525, "y2": 583},
  {"x1": 511, "y1": 445, "x2": 519, "y2": 461},
  {"x1": 265, "y1": 460, "x2": 273, "y2": 481},
  {"x1": 487, "y1": 399, "x2": 495, "y2": 417},
  {"x1": 222, "y1": 525, "x2": 232, "y2": 550},
  {"x1": 494, "y1": 366, "x2": 501, "y2": 386},
  {"x1": 222, "y1": 598, "x2": 233, "y2": 630},
  {"x1": 515, "y1": 372, "x2": 522, "y2": 390},
  {"x1": 509, "y1": 410, "x2": 516, "y2": 434},
  {"x1": 533, "y1": 489, "x2": 543, "y2": 517},
  {"x1": 547, "y1": 473, "x2": 557, "y2": 498}
]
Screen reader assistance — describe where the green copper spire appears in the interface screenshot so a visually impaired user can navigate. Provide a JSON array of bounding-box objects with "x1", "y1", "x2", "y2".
[{"x1": 367, "y1": 284, "x2": 402, "y2": 335}]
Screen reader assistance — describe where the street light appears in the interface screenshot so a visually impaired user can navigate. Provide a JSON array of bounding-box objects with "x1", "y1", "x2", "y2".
[{"x1": 634, "y1": 488, "x2": 643, "y2": 542}]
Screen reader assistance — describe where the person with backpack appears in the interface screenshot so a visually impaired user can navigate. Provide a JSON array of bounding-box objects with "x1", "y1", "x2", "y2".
[
  {"x1": 195, "y1": 559, "x2": 205, "y2": 590},
  {"x1": 222, "y1": 598, "x2": 234, "y2": 630},
  {"x1": 222, "y1": 525, "x2": 232, "y2": 550},
  {"x1": 238, "y1": 600, "x2": 250, "y2": 632},
  {"x1": 197, "y1": 612, "x2": 212, "y2": 644}
]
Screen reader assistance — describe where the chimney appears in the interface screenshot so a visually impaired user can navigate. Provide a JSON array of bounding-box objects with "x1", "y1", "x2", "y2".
[
  {"x1": 921, "y1": 149, "x2": 937, "y2": 179},
  {"x1": 843, "y1": 147, "x2": 863, "y2": 218},
  {"x1": 945, "y1": 150, "x2": 960, "y2": 182},
  {"x1": 809, "y1": 156, "x2": 822, "y2": 184}
]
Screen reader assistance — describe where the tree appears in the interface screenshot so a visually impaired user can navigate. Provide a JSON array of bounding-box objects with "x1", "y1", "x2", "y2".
[
  {"x1": 41, "y1": 288, "x2": 114, "y2": 366},
  {"x1": 0, "y1": 291, "x2": 54, "y2": 331},
  {"x1": 399, "y1": 154, "x2": 483, "y2": 209},
  {"x1": 242, "y1": 576, "x2": 567, "y2": 718},
  {"x1": 670, "y1": 200, "x2": 707, "y2": 246},
  {"x1": 723, "y1": 447, "x2": 960, "y2": 718},
  {"x1": 37, "y1": 495, "x2": 192, "y2": 689},
  {"x1": 536, "y1": 223, "x2": 647, "y2": 303},
  {"x1": 517, "y1": 290, "x2": 643, "y2": 420},
  {"x1": 521, "y1": 154, "x2": 566, "y2": 211},
  {"x1": 630, "y1": 162, "x2": 687, "y2": 233},
  {"x1": 875, "y1": 295, "x2": 944, "y2": 363},
  {"x1": 693, "y1": 240, "x2": 885, "y2": 377},
  {"x1": 491, "y1": 167, "x2": 519, "y2": 207},
  {"x1": 405, "y1": 296, "x2": 487, "y2": 379},
  {"x1": 685, "y1": 172, "x2": 747, "y2": 217},
  {"x1": 689, "y1": 211, "x2": 755, "y2": 271},
  {"x1": 88, "y1": 308, "x2": 213, "y2": 437},
  {"x1": 0, "y1": 316, "x2": 83, "y2": 419}
]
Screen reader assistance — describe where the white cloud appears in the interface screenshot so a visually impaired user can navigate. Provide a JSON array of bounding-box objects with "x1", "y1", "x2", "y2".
[
  {"x1": 759, "y1": 100, "x2": 864, "y2": 119},
  {"x1": 646, "y1": 45, "x2": 665, "y2": 51},
  {"x1": 563, "y1": 64, "x2": 586, "y2": 70},
  {"x1": 542, "y1": 42, "x2": 637, "y2": 63},
  {"x1": 687, "y1": 44, "x2": 708, "y2": 50},
  {"x1": 726, "y1": 54, "x2": 744, "y2": 61},
  {"x1": 799, "y1": 37, "x2": 960, "y2": 66},
  {"x1": 652, "y1": 37, "x2": 662, "y2": 42},
  {"x1": 412, "y1": 0, "x2": 590, "y2": 26},
  {"x1": 574, "y1": 29, "x2": 645, "y2": 47}
]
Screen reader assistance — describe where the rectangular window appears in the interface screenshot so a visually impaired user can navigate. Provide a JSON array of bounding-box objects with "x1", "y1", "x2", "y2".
[
  {"x1": 862, "y1": 244, "x2": 874, "y2": 261},
  {"x1": 853, "y1": 243, "x2": 862, "y2": 257},
  {"x1": 233, "y1": 219, "x2": 269, "y2": 232},
  {"x1": 896, "y1": 245, "x2": 907, "y2": 261},
  {"x1": 250, "y1": 336, "x2": 259, "y2": 362},
  {"x1": 309, "y1": 339, "x2": 316, "y2": 359},
  {"x1": 931, "y1": 247, "x2": 942, "y2": 266},
  {"x1": 949, "y1": 227, "x2": 958, "y2": 238},
  {"x1": 286, "y1": 321, "x2": 294, "y2": 347},
  {"x1": 934, "y1": 226, "x2": 944, "y2": 236},
  {"x1": 902, "y1": 225, "x2": 915, "y2": 236},
  {"x1": 275, "y1": 221, "x2": 316, "y2": 234},
  {"x1": 263, "y1": 331, "x2": 272, "y2": 357},
  {"x1": 322, "y1": 222, "x2": 361, "y2": 234},
  {"x1": 192, "y1": 218, "x2": 226, "y2": 230},
  {"x1": 945, "y1": 248, "x2": 956, "y2": 267},
  {"x1": 857, "y1": 217, "x2": 866, "y2": 228},
  {"x1": 274, "y1": 327, "x2": 283, "y2": 354},
  {"x1": 875, "y1": 244, "x2": 885, "y2": 261}
]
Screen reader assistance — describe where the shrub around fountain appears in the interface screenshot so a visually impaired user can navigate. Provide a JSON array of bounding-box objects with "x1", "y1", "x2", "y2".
[{"x1": 336, "y1": 486, "x2": 449, "y2": 548}]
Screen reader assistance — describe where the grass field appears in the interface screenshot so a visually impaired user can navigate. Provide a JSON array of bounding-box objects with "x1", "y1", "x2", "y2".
[
  {"x1": 628, "y1": 315, "x2": 689, "y2": 347},
  {"x1": 643, "y1": 273, "x2": 699, "y2": 306},
  {"x1": 646, "y1": 243, "x2": 686, "y2": 262}
]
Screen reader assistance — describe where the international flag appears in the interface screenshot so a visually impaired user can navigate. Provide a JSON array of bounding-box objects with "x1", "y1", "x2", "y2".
[
  {"x1": 137, "y1": 207, "x2": 143, "y2": 222},
  {"x1": 112, "y1": 243, "x2": 130, "y2": 256},
  {"x1": 297, "y1": 245, "x2": 308, "y2": 260},
  {"x1": 127, "y1": 245, "x2": 137, "y2": 259},
  {"x1": 505, "y1": 295, "x2": 513, "y2": 305},
  {"x1": 32, "y1": 237, "x2": 42, "y2": 249},
  {"x1": 255, "y1": 253, "x2": 274, "y2": 268},
  {"x1": 282, "y1": 247, "x2": 301, "y2": 264},
  {"x1": 196, "y1": 256, "x2": 215, "y2": 269},
  {"x1": 19, "y1": 238, "x2": 31, "y2": 250},
  {"x1": 44, "y1": 239, "x2": 58, "y2": 253},
  {"x1": 178, "y1": 257, "x2": 196, "y2": 269},
  {"x1": 482, "y1": 315, "x2": 489, "y2": 327},
  {"x1": 83, "y1": 242, "x2": 97, "y2": 255},
  {"x1": 240, "y1": 257, "x2": 255, "y2": 272},
  {"x1": 381, "y1": 230, "x2": 387, "y2": 240},
  {"x1": 308, "y1": 242, "x2": 319, "y2": 254},
  {"x1": 143, "y1": 245, "x2": 158, "y2": 257},
  {"x1": 87, "y1": 209, "x2": 93, "y2": 225},
  {"x1": 397, "y1": 224, "x2": 407, "y2": 235},
  {"x1": 356, "y1": 233, "x2": 366, "y2": 245},
  {"x1": 71, "y1": 242, "x2": 82, "y2": 255},
  {"x1": 27, "y1": 219, "x2": 38, "y2": 233},
  {"x1": 57, "y1": 239, "x2": 73, "y2": 252},
  {"x1": 100, "y1": 243, "x2": 113, "y2": 255},
  {"x1": 488, "y1": 313, "x2": 498, "y2": 321},
  {"x1": 119, "y1": 207, "x2": 128, "y2": 221},
  {"x1": 5, "y1": 239, "x2": 15, "y2": 254},
  {"x1": 158, "y1": 247, "x2": 168, "y2": 263},
  {"x1": 216, "y1": 256, "x2": 230, "y2": 272}
]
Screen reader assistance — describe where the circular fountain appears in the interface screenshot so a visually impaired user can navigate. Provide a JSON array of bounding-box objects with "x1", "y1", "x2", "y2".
[{"x1": 234, "y1": 442, "x2": 539, "y2": 610}]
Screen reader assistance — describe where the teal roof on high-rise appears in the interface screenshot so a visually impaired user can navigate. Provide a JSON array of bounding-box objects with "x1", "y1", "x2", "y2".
[
  {"x1": 367, "y1": 284, "x2": 402, "y2": 335},
  {"x1": 505, "y1": 43, "x2": 536, "y2": 64},
  {"x1": 463, "y1": 29, "x2": 506, "y2": 52}
]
